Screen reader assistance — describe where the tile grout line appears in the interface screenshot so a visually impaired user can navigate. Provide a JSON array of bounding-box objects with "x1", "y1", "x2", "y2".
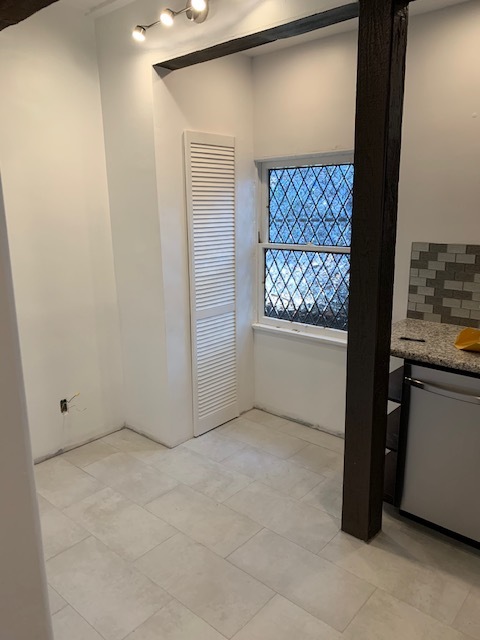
[
  {"x1": 216, "y1": 431, "x2": 341, "y2": 479},
  {"x1": 316, "y1": 533, "x2": 476, "y2": 630},
  {"x1": 227, "y1": 591, "x2": 278, "y2": 639},
  {"x1": 219, "y1": 417, "x2": 312, "y2": 460},
  {"x1": 243, "y1": 411, "x2": 345, "y2": 445},
  {"x1": 141, "y1": 483, "x2": 264, "y2": 558},
  {"x1": 48, "y1": 534, "x2": 175, "y2": 640},
  {"x1": 41, "y1": 528, "x2": 91, "y2": 565},
  {"x1": 48, "y1": 583, "x2": 69, "y2": 618},
  {"x1": 51, "y1": 596, "x2": 110, "y2": 640},
  {"x1": 214, "y1": 441, "x2": 332, "y2": 501},
  {"x1": 114, "y1": 598, "x2": 176, "y2": 640},
  {"x1": 223, "y1": 477, "x2": 342, "y2": 552},
  {"x1": 144, "y1": 457, "x2": 255, "y2": 505},
  {"x1": 224, "y1": 525, "x2": 379, "y2": 601},
  {"x1": 342, "y1": 585, "x2": 476, "y2": 639},
  {"x1": 224, "y1": 474, "x2": 340, "y2": 517},
  {"x1": 275, "y1": 425, "x2": 346, "y2": 454},
  {"x1": 140, "y1": 441, "x2": 252, "y2": 480},
  {"x1": 223, "y1": 526, "x2": 376, "y2": 634},
  {"x1": 64, "y1": 490, "x2": 182, "y2": 564},
  {"x1": 330, "y1": 510, "x2": 480, "y2": 581},
  {"x1": 300, "y1": 488, "x2": 343, "y2": 520},
  {"x1": 340, "y1": 587, "x2": 379, "y2": 636},
  {"x1": 216, "y1": 477, "x2": 258, "y2": 504},
  {"x1": 182, "y1": 432, "x2": 250, "y2": 464},
  {"x1": 47, "y1": 536, "x2": 114, "y2": 640},
  {"x1": 133, "y1": 531, "x2": 272, "y2": 639},
  {"x1": 44, "y1": 528, "x2": 131, "y2": 567},
  {"x1": 449, "y1": 588, "x2": 472, "y2": 636},
  {"x1": 290, "y1": 471, "x2": 327, "y2": 501}
]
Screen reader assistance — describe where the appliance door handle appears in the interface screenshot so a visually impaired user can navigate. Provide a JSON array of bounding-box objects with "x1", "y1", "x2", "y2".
[{"x1": 405, "y1": 376, "x2": 480, "y2": 405}]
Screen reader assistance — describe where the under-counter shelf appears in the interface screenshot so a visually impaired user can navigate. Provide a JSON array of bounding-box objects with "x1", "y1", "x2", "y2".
[
  {"x1": 384, "y1": 449, "x2": 398, "y2": 505},
  {"x1": 385, "y1": 366, "x2": 405, "y2": 506},
  {"x1": 386, "y1": 405, "x2": 401, "y2": 452},
  {"x1": 388, "y1": 366, "x2": 404, "y2": 403}
]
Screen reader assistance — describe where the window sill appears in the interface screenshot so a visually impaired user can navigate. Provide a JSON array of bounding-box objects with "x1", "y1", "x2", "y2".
[{"x1": 252, "y1": 322, "x2": 348, "y2": 348}]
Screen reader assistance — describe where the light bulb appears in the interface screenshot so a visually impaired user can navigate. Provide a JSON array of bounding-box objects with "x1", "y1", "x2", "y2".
[
  {"x1": 160, "y1": 8, "x2": 175, "y2": 26},
  {"x1": 132, "y1": 25, "x2": 146, "y2": 41},
  {"x1": 191, "y1": 0, "x2": 206, "y2": 11}
]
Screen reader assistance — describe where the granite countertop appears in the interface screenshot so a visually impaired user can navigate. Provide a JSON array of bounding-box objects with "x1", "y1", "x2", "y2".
[{"x1": 391, "y1": 318, "x2": 480, "y2": 376}]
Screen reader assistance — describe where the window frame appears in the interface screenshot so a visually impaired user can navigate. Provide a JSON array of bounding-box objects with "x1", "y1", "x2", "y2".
[{"x1": 256, "y1": 151, "x2": 354, "y2": 341}]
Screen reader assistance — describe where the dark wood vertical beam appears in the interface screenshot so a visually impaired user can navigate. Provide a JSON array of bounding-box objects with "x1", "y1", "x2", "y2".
[{"x1": 342, "y1": 0, "x2": 409, "y2": 541}]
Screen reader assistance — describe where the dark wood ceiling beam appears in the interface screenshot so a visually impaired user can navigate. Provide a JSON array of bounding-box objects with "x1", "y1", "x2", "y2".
[
  {"x1": 342, "y1": 0, "x2": 409, "y2": 541},
  {"x1": 155, "y1": 3, "x2": 359, "y2": 71},
  {"x1": 0, "y1": 0, "x2": 58, "y2": 31}
]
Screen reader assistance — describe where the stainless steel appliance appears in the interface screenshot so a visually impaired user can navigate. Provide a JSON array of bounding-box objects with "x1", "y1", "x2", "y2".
[{"x1": 401, "y1": 364, "x2": 480, "y2": 543}]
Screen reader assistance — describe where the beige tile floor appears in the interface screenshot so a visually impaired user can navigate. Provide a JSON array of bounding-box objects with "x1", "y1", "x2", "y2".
[{"x1": 35, "y1": 410, "x2": 480, "y2": 640}]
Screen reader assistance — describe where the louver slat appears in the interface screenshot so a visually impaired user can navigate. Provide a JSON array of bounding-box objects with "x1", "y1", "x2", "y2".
[{"x1": 185, "y1": 132, "x2": 239, "y2": 436}]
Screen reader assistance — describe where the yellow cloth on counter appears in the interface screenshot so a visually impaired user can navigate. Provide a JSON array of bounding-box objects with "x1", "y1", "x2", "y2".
[{"x1": 455, "y1": 328, "x2": 480, "y2": 353}]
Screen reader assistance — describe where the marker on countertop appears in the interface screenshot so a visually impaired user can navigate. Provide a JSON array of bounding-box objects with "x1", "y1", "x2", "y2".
[{"x1": 399, "y1": 336, "x2": 426, "y2": 343}]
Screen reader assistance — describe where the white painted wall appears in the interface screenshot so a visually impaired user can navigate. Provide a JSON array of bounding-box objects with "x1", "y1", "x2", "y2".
[
  {"x1": 0, "y1": 178, "x2": 52, "y2": 640},
  {"x1": 0, "y1": 3, "x2": 125, "y2": 459},
  {"x1": 253, "y1": 0, "x2": 480, "y2": 433},
  {"x1": 152, "y1": 55, "x2": 256, "y2": 443},
  {"x1": 395, "y1": 0, "x2": 480, "y2": 322},
  {"x1": 253, "y1": 29, "x2": 357, "y2": 160},
  {"x1": 254, "y1": 328, "x2": 347, "y2": 433},
  {"x1": 95, "y1": 34, "x2": 169, "y2": 443},
  {"x1": 252, "y1": 29, "x2": 356, "y2": 434},
  {"x1": 95, "y1": 0, "x2": 344, "y2": 444}
]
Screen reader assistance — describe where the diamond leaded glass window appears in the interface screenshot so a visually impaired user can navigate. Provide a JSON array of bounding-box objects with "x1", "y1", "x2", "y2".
[{"x1": 261, "y1": 160, "x2": 353, "y2": 331}]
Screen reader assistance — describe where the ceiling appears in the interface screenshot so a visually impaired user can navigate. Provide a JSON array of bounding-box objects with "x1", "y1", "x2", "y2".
[
  {"x1": 245, "y1": 0, "x2": 471, "y2": 57},
  {"x1": 61, "y1": 0, "x2": 132, "y2": 14},
  {"x1": 61, "y1": 0, "x2": 471, "y2": 18}
]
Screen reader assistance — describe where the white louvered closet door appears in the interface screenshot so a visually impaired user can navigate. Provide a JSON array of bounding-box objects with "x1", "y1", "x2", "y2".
[{"x1": 184, "y1": 131, "x2": 239, "y2": 436}]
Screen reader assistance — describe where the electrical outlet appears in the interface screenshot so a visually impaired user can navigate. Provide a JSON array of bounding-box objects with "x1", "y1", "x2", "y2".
[{"x1": 60, "y1": 399, "x2": 68, "y2": 414}]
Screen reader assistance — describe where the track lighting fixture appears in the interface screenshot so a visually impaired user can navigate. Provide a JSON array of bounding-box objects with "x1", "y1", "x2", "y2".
[
  {"x1": 190, "y1": 0, "x2": 206, "y2": 11},
  {"x1": 132, "y1": 25, "x2": 147, "y2": 41},
  {"x1": 132, "y1": 0, "x2": 209, "y2": 42},
  {"x1": 160, "y1": 8, "x2": 175, "y2": 26}
]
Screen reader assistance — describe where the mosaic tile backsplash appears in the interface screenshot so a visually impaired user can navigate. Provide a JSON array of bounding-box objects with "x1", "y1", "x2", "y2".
[{"x1": 408, "y1": 242, "x2": 480, "y2": 328}]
